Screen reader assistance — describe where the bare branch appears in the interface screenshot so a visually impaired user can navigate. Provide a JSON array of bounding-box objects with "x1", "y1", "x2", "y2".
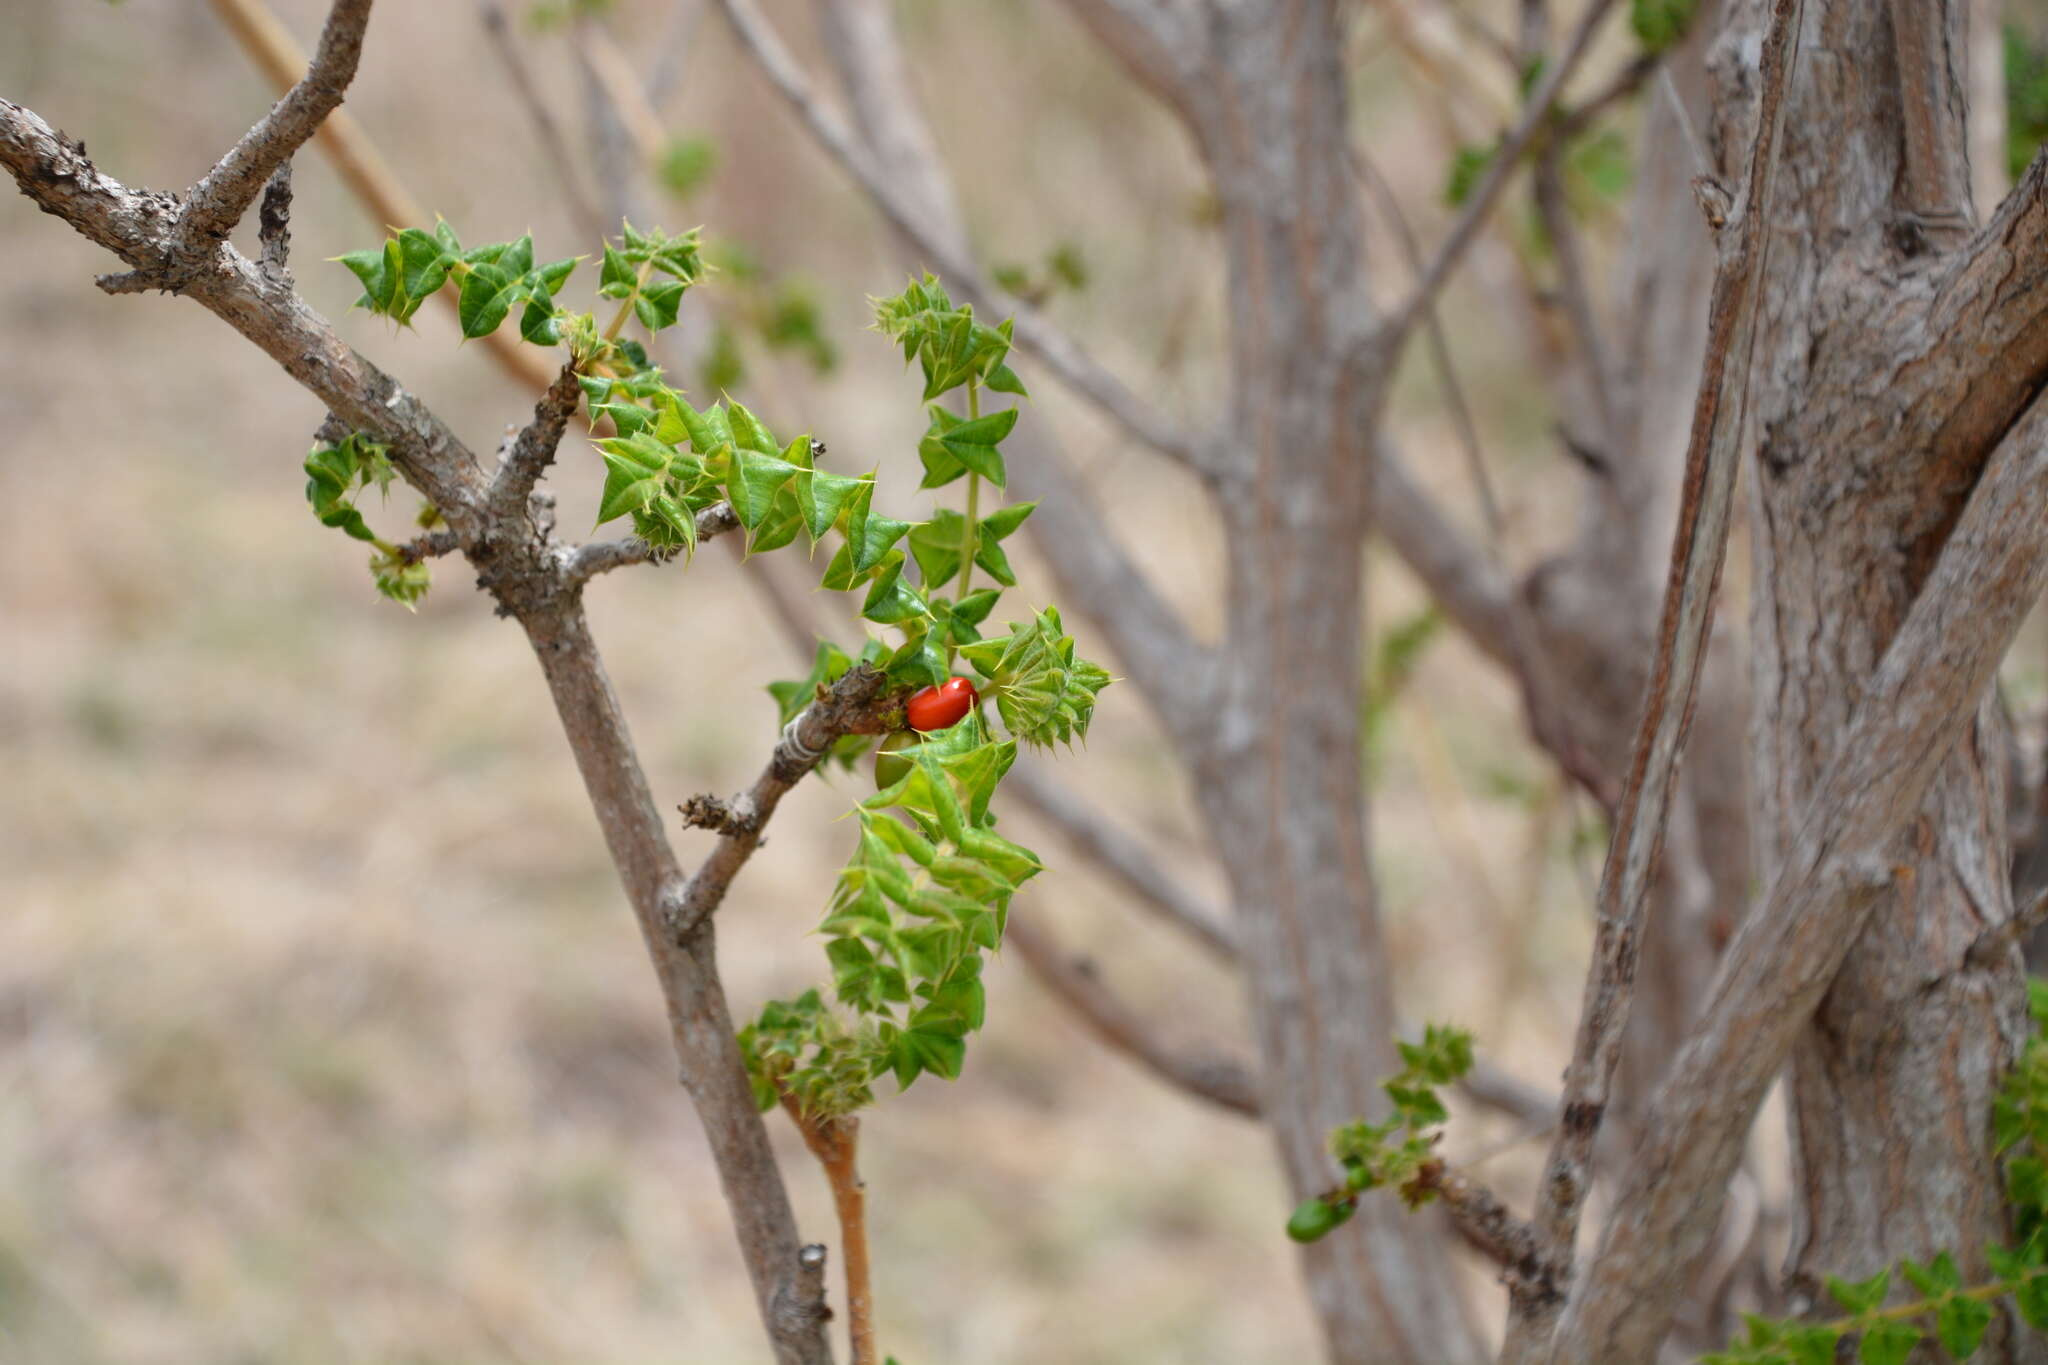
[
  {"x1": 206, "y1": 0, "x2": 559, "y2": 392},
  {"x1": 1500, "y1": 3, "x2": 1807, "y2": 1355},
  {"x1": 1531, "y1": 151, "x2": 1619, "y2": 448},
  {"x1": 522, "y1": 602, "x2": 834, "y2": 1365},
  {"x1": 1003, "y1": 913, "x2": 1260, "y2": 1116},
  {"x1": 177, "y1": 0, "x2": 372, "y2": 258},
  {"x1": 395, "y1": 528, "x2": 461, "y2": 563},
  {"x1": 562, "y1": 503, "x2": 742, "y2": 588},
  {"x1": 1049, "y1": 0, "x2": 1205, "y2": 122},
  {"x1": 714, "y1": 0, "x2": 1213, "y2": 476},
  {"x1": 1554, "y1": 53, "x2": 1660, "y2": 140},
  {"x1": 490, "y1": 362, "x2": 584, "y2": 521},
  {"x1": 1414, "y1": 1159, "x2": 1543, "y2": 1278},
  {"x1": 1559, "y1": 373, "x2": 2048, "y2": 1365},
  {"x1": 812, "y1": 0, "x2": 968, "y2": 253},
  {"x1": 1, "y1": 95, "x2": 833, "y2": 1364},
  {"x1": 668, "y1": 664, "x2": 905, "y2": 941},
  {"x1": 1386, "y1": 0, "x2": 1621, "y2": 345},
  {"x1": 1456, "y1": 1059, "x2": 1562, "y2": 1131},
  {"x1": 1372, "y1": 443, "x2": 1520, "y2": 668},
  {"x1": 645, "y1": 0, "x2": 708, "y2": 109},
  {"x1": 257, "y1": 161, "x2": 293, "y2": 285},
  {"x1": 1001, "y1": 760, "x2": 1238, "y2": 962},
  {"x1": 3, "y1": 102, "x2": 487, "y2": 518},
  {"x1": 1003, "y1": 425, "x2": 1217, "y2": 727}
]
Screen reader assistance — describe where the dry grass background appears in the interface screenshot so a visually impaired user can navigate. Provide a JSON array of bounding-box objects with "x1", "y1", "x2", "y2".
[{"x1": 0, "y1": 2, "x2": 1642, "y2": 1360}]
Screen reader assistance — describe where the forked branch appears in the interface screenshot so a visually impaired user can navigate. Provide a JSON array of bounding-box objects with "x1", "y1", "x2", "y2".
[
  {"x1": 668, "y1": 663, "x2": 906, "y2": 941},
  {"x1": 0, "y1": 66, "x2": 834, "y2": 1365}
]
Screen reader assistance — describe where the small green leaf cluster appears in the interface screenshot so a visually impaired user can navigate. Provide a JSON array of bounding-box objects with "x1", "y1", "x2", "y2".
[
  {"x1": 2007, "y1": 25, "x2": 2048, "y2": 181},
  {"x1": 990, "y1": 241, "x2": 1089, "y2": 305},
  {"x1": 303, "y1": 431, "x2": 431, "y2": 608},
  {"x1": 1631, "y1": 0, "x2": 1700, "y2": 54},
  {"x1": 742, "y1": 677, "x2": 1040, "y2": 1113},
  {"x1": 657, "y1": 135, "x2": 718, "y2": 201},
  {"x1": 738, "y1": 277, "x2": 1112, "y2": 1121},
  {"x1": 339, "y1": 220, "x2": 701, "y2": 356},
  {"x1": 959, "y1": 607, "x2": 1113, "y2": 750},
  {"x1": 339, "y1": 223, "x2": 581, "y2": 344},
  {"x1": 871, "y1": 272, "x2": 1026, "y2": 401},
  {"x1": 817, "y1": 712, "x2": 1041, "y2": 1092},
  {"x1": 317, "y1": 232, "x2": 1111, "y2": 1126},
  {"x1": 737, "y1": 989, "x2": 879, "y2": 1117},
  {"x1": 590, "y1": 387, "x2": 857, "y2": 560},
  {"x1": 1287, "y1": 1024, "x2": 1475, "y2": 1244},
  {"x1": 1702, "y1": 980, "x2": 2048, "y2": 1363},
  {"x1": 597, "y1": 223, "x2": 704, "y2": 335}
]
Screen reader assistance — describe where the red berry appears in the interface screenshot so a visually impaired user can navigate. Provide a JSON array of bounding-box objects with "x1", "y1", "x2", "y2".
[{"x1": 905, "y1": 677, "x2": 977, "y2": 732}]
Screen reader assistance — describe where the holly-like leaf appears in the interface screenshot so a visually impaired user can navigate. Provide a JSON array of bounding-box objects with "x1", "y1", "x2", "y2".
[
  {"x1": 727, "y1": 448, "x2": 802, "y2": 528},
  {"x1": 455, "y1": 239, "x2": 577, "y2": 341},
  {"x1": 801, "y1": 469, "x2": 870, "y2": 544},
  {"x1": 962, "y1": 607, "x2": 1113, "y2": 747},
  {"x1": 1935, "y1": 1290, "x2": 1993, "y2": 1359},
  {"x1": 1826, "y1": 1270, "x2": 1892, "y2": 1317},
  {"x1": 1854, "y1": 1321, "x2": 1920, "y2": 1365}
]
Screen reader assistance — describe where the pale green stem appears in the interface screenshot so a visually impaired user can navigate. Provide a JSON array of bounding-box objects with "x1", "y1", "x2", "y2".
[
  {"x1": 603, "y1": 259, "x2": 655, "y2": 342},
  {"x1": 958, "y1": 377, "x2": 981, "y2": 603}
]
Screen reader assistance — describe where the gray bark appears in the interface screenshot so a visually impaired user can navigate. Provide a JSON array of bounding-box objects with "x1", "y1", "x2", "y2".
[{"x1": 1717, "y1": 0, "x2": 2031, "y2": 1328}]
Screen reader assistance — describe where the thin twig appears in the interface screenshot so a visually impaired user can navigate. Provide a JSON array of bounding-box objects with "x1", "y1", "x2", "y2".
[
  {"x1": 1657, "y1": 63, "x2": 1713, "y2": 176},
  {"x1": 1423, "y1": 0, "x2": 1524, "y2": 73},
  {"x1": 1352, "y1": 148, "x2": 1504, "y2": 543},
  {"x1": 1531, "y1": 148, "x2": 1620, "y2": 446},
  {"x1": 1388, "y1": 0, "x2": 1622, "y2": 345},
  {"x1": 580, "y1": 23, "x2": 672, "y2": 160},
  {"x1": 667, "y1": 663, "x2": 905, "y2": 941},
  {"x1": 1353, "y1": 150, "x2": 1618, "y2": 807},
  {"x1": 1414, "y1": 1158, "x2": 1544, "y2": 1278},
  {"x1": 490, "y1": 363, "x2": 584, "y2": 521},
  {"x1": 177, "y1": 0, "x2": 371, "y2": 257},
  {"x1": 206, "y1": 0, "x2": 559, "y2": 392},
  {"x1": 396, "y1": 529, "x2": 461, "y2": 563},
  {"x1": 712, "y1": 0, "x2": 1211, "y2": 476},
  {"x1": 561, "y1": 503, "x2": 742, "y2": 588},
  {"x1": 1005, "y1": 914, "x2": 1260, "y2": 1116},
  {"x1": 781, "y1": 1102, "x2": 875, "y2": 1365},
  {"x1": 1501, "y1": 0, "x2": 1807, "y2": 1356},
  {"x1": 1554, "y1": 53, "x2": 1660, "y2": 140}
]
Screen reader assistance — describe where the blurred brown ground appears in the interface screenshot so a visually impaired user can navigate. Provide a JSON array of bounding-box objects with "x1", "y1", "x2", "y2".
[{"x1": 0, "y1": 2, "x2": 1616, "y2": 1360}]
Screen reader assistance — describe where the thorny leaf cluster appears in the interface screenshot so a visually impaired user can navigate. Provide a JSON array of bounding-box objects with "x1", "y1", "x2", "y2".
[
  {"x1": 313, "y1": 229, "x2": 1109, "y2": 1122},
  {"x1": 1701, "y1": 980, "x2": 2048, "y2": 1364},
  {"x1": 1285, "y1": 1023, "x2": 1476, "y2": 1243}
]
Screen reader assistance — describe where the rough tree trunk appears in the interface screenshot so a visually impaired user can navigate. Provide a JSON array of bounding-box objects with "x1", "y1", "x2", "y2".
[
  {"x1": 1708, "y1": 0, "x2": 2031, "y2": 1342},
  {"x1": 1176, "y1": 4, "x2": 1485, "y2": 1360}
]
